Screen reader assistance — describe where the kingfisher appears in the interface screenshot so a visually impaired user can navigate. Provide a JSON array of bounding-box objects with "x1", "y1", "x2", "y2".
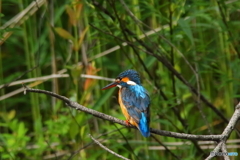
[{"x1": 102, "y1": 69, "x2": 150, "y2": 137}]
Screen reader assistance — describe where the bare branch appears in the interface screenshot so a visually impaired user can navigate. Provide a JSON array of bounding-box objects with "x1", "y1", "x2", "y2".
[
  {"x1": 221, "y1": 103, "x2": 240, "y2": 140},
  {"x1": 221, "y1": 144, "x2": 230, "y2": 160},
  {"x1": 0, "y1": 0, "x2": 46, "y2": 45},
  {"x1": 89, "y1": 134, "x2": 130, "y2": 160},
  {"x1": 23, "y1": 86, "x2": 240, "y2": 159},
  {"x1": 205, "y1": 141, "x2": 224, "y2": 160},
  {"x1": 205, "y1": 103, "x2": 240, "y2": 159},
  {"x1": 23, "y1": 86, "x2": 224, "y2": 141},
  {"x1": 0, "y1": 73, "x2": 114, "y2": 88}
]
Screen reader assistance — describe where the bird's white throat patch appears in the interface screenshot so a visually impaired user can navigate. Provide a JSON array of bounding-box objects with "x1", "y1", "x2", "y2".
[
  {"x1": 126, "y1": 80, "x2": 137, "y2": 85},
  {"x1": 117, "y1": 85, "x2": 122, "y2": 88}
]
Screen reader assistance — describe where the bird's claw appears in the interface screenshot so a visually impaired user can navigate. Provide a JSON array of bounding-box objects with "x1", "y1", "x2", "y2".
[{"x1": 125, "y1": 120, "x2": 130, "y2": 126}]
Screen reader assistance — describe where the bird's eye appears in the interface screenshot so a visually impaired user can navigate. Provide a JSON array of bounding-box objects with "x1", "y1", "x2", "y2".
[{"x1": 116, "y1": 77, "x2": 122, "y2": 82}]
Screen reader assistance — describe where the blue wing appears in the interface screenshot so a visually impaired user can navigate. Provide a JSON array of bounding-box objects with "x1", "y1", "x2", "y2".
[{"x1": 121, "y1": 86, "x2": 150, "y2": 137}]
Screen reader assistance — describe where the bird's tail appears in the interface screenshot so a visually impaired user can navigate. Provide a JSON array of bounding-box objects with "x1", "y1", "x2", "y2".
[{"x1": 138, "y1": 112, "x2": 150, "y2": 137}]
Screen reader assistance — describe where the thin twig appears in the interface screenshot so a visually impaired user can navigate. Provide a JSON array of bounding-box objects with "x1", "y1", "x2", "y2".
[
  {"x1": 68, "y1": 127, "x2": 126, "y2": 159},
  {"x1": 151, "y1": 135, "x2": 181, "y2": 160},
  {"x1": 0, "y1": 0, "x2": 46, "y2": 45},
  {"x1": 0, "y1": 73, "x2": 114, "y2": 101},
  {"x1": 0, "y1": 73, "x2": 114, "y2": 88},
  {"x1": 113, "y1": 124, "x2": 140, "y2": 160},
  {"x1": 89, "y1": 134, "x2": 130, "y2": 160}
]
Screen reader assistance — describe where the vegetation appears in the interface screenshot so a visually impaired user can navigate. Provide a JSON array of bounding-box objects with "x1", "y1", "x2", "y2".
[{"x1": 0, "y1": 0, "x2": 240, "y2": 159}]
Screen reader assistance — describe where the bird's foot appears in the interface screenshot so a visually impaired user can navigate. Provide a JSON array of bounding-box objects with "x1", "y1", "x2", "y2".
[{"x1": 125, "y1": 120, "x2": 130, "y2": 126}]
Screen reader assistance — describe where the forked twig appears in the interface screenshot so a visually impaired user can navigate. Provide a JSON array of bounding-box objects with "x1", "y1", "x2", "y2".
[{"x1": 89, "y1": 134, "x2": 130, "y2": 160}]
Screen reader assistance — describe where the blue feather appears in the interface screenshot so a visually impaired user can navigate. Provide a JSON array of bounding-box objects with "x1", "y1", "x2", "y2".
[
  {"x1": 129, "y1": 85, "x2": 146, "y2": 98},
  {"x1": 139, "y1": 112, "x2": 150, "y2": 137},
  {"x1": 121, "y1": 86, "x2": 150, "y2": 137}
]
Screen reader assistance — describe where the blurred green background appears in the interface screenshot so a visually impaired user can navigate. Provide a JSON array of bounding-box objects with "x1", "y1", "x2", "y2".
[{"x1": 0, "y1": 0, "x2": 240, "y2": 159}]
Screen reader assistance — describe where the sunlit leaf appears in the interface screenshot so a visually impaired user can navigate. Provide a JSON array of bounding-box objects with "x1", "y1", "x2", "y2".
[
  {"x1": 75, "y1": 2, "x2": 83, "y2": 19},
  {"x1": 7, "y1": 110, "x2": 16, "y2": 120},
  {"x1": 66, "y1": 5, "x2": 77, "y2": 26},
  {"x1": 178, "y1": 18, "x2": 194, "y2": 44},
  {"x1": 84, "y1": 63, "x2": 100, "y2": 90},
  {"x1": 17, "y1": 122, "x2": 26, "y2": 137},
  {"x1": 54, "y1": 27, "x2": 75, "y2": 41},
  {"x1": 74, "y1": 26, "x2": 89, "y2": 51}
]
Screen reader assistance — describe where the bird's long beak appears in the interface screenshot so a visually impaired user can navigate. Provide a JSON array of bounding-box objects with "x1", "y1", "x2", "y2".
[{"x1": 102, "y1": 81, "x2": 118, "y2": 90}]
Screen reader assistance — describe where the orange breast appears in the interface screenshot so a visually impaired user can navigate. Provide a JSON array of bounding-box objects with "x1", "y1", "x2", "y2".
[
  {"x1": 118, "y1": 89, "x2": 130, "y2": 120},
  {"x1": 118, "y1": 89, "x2": 139, "y2": 128}
]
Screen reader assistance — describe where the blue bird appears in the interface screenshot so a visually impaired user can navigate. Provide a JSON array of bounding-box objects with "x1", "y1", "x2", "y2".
[{"x1": 102, "y1": 69, "x2": 150, "y2": 137}]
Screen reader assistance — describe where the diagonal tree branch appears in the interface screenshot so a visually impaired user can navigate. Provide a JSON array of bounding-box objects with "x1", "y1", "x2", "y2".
[
  {"x1": 221, "y1": 143, "x2": 230, "y2": 160},
  {"x1": 23, "y1": 85, "x2": 239, "y2": 143},
  {"x1": 205, "y1": 103, "x2": 240, "y2": 159}
]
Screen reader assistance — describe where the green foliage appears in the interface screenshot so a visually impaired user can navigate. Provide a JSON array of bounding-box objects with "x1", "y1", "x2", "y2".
[
  {"x1": 1, "y1": 0, "x2": 240, "y2": 159},
  {"x1": 0, "y1": 110, "x2": 30, "y2": 159}
]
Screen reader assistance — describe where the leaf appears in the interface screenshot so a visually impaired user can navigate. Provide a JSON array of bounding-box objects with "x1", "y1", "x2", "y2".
[
  {"x1": 17, "y1": 122, "x2": 26, "y2": 137},
  {"x1": 69, "y1": 120, "x2": 79, "y2": 139},
  {"x1": 93, "y1": 88, "x2": 115, "y2": 110},
  {"x1": 54, "y1": 27, "x2": 75, "y2": 41},
  {"x1": 66, "y1": 6, "x2": 77, "y2": 26},
  {"x1": 80, "y1": 125, "x2": 86, "y2": 138},
  {"x1": 84, "y1": 64, "x2": 100, "y2": 90},
  {"x1": 74, "y1": 26, "x2": 89, "y2": 51},
  {"x1": 5, "y1": 27, "x2": 21, "y2": 32},
  {"x1": 75, "y1": 2, "x2": 83, "y2": 19},
  {"x1": 7, "y1": 110, "x2": 16, "y2": 120},
  {"x1": 178, "y1": 18, "x2": 194, "y2": 44},
  {"x1": 78, "y1": 26, "x2": 89, "y2": 47}
]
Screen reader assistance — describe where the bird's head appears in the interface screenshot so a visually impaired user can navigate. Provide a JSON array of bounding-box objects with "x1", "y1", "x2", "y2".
[{"x1": 102, "y1": 69, "x2": 141, "y2": 90}]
